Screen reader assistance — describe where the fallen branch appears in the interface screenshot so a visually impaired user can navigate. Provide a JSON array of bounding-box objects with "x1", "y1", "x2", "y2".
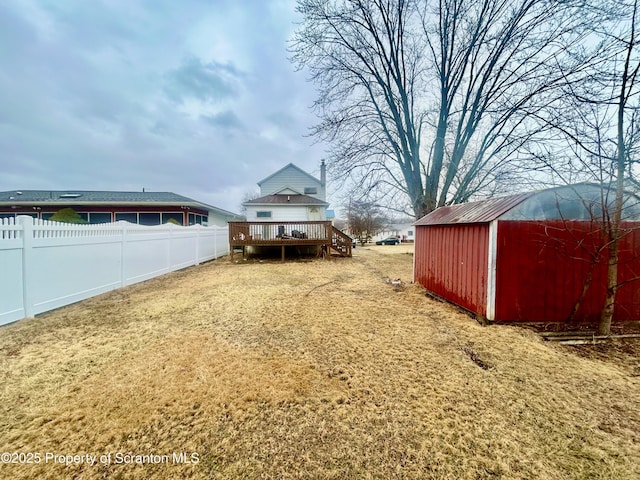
[{"x1": 304, "y1": 279, "x2": 338, "y2": 297}]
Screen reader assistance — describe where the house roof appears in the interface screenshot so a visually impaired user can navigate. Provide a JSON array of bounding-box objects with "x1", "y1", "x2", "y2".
[
  {"x1": 414, "y1": 183, "x2": 640, "y2": 226},
  {"x1": 243, "y1": 194, "x2": 329, "y2": 206},
  {"x1": 0, "y1": 190, "x2": 242, "y2": 219},
  {"x1": 414, "y1": 193, "x2": 531, "y2": 226},
  {"x1": 257, "y1": 163, "x2": 321, "y2": 186}
]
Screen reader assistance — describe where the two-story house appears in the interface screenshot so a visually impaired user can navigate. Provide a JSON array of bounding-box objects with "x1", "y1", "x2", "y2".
[
  {"x1": 230, "y1": 161, "x2": 352, "y2": 260},
  {"x1": 243, "y1": 162, "x2": 329, "y2": 222}
]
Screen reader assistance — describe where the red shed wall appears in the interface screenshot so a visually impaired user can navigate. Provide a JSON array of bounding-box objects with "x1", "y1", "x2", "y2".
[
  {"x1": 495, "y1": 220, "x2": 640, "y2": 323},
  {"x1": 414, "y1": 224, "x2": 489, "y2": 316}
]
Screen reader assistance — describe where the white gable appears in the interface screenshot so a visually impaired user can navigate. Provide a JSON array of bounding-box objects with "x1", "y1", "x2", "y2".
[
  {"x1": 259, "y1": 164, "x2": 324, "y2": 200},
  {"x1": 273, "y1": 186, "x2": 303, "y2": 195}
]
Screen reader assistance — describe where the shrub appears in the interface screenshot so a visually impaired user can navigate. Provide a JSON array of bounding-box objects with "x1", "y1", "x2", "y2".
[{"x1": 49, "y1": 208, "x2": 88, "y2": 224}]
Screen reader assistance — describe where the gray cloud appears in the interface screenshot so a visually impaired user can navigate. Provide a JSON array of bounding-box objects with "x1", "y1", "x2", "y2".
[
  {"x1": 0, "y1": 0, "x2": 330, "y2": 214},
  {"x1": 202, "y1": 110, "x2": 244, "y2": 130},
  {"x1": 164, "y1": 57, "x2": 244, "y2": 104}
]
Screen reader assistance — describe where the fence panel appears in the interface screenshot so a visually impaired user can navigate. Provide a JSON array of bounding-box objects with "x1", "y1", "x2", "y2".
[
  {"x1": 0, "y1": 218, "x2": 25, "y2": 324},
  {"x1": 122, "y1": 227, "x2": 172, "y2": 286},
  {"x1": 0, "y1": 217, "x2": 229, "y2": 326}
]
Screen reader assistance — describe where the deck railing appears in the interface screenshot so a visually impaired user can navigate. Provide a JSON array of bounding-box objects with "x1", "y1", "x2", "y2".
[
  {"x1": 229, "y1": 221, "x2": 353, "y2": 260},
  {"x1": 229, "y1": 221, "x2": 332, "y2": 246},
  {"x1": 331, "y1": 225, "x2": 353, "y2": 257}
]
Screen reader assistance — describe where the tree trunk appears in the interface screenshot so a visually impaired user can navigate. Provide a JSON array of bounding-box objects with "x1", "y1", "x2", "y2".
[
  {"x1": 599, "y1": 0, "x2": 638, "y2": 335},
  {"x1": 598, "y1": 243, "x2": 618, "y2": 335},
  {"x1": 568, "y1": 266, "x2": 594, "y2": 324}
]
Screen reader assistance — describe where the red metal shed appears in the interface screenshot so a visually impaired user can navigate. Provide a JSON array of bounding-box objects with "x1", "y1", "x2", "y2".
[{"x1": 413, "y1": 184, "x2": 640, "y2": 326}]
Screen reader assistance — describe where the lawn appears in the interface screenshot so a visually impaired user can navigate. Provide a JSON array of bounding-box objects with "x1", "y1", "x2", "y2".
[{"x1": 0, "y1": 246, "x2": 638, "y2": 479}]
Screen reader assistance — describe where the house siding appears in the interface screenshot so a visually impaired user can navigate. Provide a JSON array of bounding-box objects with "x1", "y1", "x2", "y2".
[
  {"x1": 246, "y1": 205, "x2": 324, "y2": 222},
  {"x1": 260, "y1": 166, "x2": 324, "y2": 201}
]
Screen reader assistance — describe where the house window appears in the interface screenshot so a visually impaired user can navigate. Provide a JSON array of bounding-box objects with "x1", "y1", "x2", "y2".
[
  {"x1": 88, "y1": 212, "x2": 111, "y2": 224},
  {"x1": 304, "y1": 187, "x2": 318, "y2": 195},
  {"x1": 187, "y1": 213, "x2": 207, "y2": 225},
  {"x1": 408, "y1": 230, "x2": 414, "y2": 236},
  {"x1": 116, "y1": 212, "x2": 138, "y2": 223},
  {"x1": 162, "y1": 212, "x2": 183, "y2": 225},
  {"x1": 139, "y1": 213, "x2": 161, "y2": 225},
  {"x1": 256, "y1": 211, "x2": 272, "y2": 218}
]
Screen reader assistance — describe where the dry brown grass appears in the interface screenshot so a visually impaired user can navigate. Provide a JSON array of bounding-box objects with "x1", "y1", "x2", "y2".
[{"x1": 0, "y1": 246, "x2": 639, "y2": 479}]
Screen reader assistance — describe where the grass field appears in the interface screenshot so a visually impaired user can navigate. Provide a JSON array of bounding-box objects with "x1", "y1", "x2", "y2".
[{"x1": 0, "y1": 245, "x2": 638, "y2": 479}]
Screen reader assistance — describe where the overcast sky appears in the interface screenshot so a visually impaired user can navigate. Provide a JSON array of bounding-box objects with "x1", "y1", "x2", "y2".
[{"x1": 0, "y1": 0, "x2": 332, "y2": 214}]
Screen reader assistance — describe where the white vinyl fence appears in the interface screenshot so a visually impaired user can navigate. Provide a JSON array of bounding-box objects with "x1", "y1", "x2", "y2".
[{"x1": 0, "y1": 216, "x2": 229, "y2": 326}]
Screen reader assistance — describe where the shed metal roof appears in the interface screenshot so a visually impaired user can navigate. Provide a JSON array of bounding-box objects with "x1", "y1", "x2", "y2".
[
  {"x1": 414, "y1": 183, "x2": 640, "y2": 226},
  {"x1": 414, "y1": 193, "x2": 532, "y2": 226}
]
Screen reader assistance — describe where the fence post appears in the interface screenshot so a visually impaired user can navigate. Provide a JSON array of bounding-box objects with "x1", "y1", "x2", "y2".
[
  {"x1": 195, "y1": 226, "x2": 201, "y2": 265},
  {"x1": 168, "y1": 224, "x2": 173, "y2": 271},
  {"x1": 120, "y1": 221, "x2": 127, "y2": 287},
  {"x1": 17, "y1": 216, "x2": 35, "y2": 318},
  {"x1": 214, "y1": 226, "x2": 218, "y2": 259}
]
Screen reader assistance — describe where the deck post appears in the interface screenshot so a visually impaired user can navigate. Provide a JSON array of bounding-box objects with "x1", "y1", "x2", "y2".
[{"x1": 281, "y1": 245, "x2": 285, "y2": 262}]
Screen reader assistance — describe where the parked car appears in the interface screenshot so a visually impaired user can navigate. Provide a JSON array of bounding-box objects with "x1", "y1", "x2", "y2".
[{"x1": 376, "y1": 236, "x2": 400, "y2": 245}]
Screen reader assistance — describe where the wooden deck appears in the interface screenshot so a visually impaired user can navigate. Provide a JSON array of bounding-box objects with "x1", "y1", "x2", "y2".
[{"x1": 229, "y1": 221, "x2": 352, "y2": 260}]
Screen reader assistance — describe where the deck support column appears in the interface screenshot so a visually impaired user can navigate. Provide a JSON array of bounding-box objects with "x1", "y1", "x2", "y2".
[{"x1": 281, "y1": 245, "x2": 285, "y2": 262}]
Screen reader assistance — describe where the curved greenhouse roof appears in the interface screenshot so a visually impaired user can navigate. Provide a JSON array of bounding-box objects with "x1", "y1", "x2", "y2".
[{"x1": 414, "y1": 183, "x2": 640, "y2": 226}]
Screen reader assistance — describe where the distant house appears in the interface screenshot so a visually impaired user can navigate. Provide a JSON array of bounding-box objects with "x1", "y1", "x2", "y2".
[
  {"x1": 0, "y1": 190, "x2": 242, "y2": 226},
  {"x1": 243, "y1": 162, "x2": 329, "y2": 221},
  {"x1": 373, "y1": 223, "x2": 415, "y2": 243}
]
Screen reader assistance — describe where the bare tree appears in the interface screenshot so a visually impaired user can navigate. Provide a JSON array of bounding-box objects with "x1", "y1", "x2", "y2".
[
  {"x1": 292, "y1": 0, "x2": 426, "y2": 217},
  {"x1": 421, "y1": 0, "x2": 593, "y2": 209},
  {"x1": 345, "y1": 199, "x2": 388, "y2": 244},
  {"x1": 239, "y1": 190, "x2": 261, "y2": 215},
  {"x1": 599, "y1": 0, "x2": 640, "y2": 334},
  {"x1": 291, "y1": 0, "x2": 591, "y2": 218}
]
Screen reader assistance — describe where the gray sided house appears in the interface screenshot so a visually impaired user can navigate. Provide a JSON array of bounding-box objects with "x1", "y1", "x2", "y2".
[
  {"x1": 0, "y1": 190, "x2": 242, "y2": 226},
  {"x1": 230, "y1": 162, "x2": 352, "y2": 259},
  {"x1": 243, "y1": 162, "x2": 329, "y2": 221}
]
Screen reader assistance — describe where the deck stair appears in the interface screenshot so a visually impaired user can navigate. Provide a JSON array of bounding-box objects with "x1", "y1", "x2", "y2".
[{"x1": 330, "y1": 226, "x2": 352, "y2": 257}]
